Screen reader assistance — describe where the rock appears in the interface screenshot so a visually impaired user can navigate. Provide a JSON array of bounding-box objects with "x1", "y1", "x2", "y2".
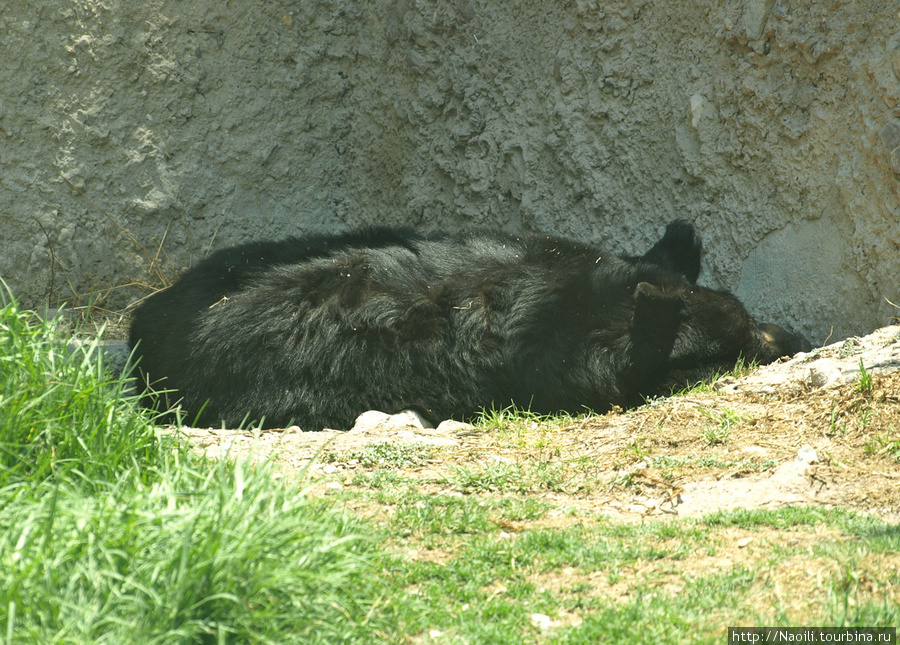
[
  {"x1": 795, "y1": 445, "x2": 819, "y2": 464},
  {"x1": 807, "y1": 365, "x2": 842, "y2": 388},
  {"x1": 349, "y1": 411, "x2": 392, "y2": 433},
  {"x1": 714, "y1": 375, "x2": 737, "y2": 390},
  {"x1": 529, "y1": 613, "x2": 553, "y2": 632},
  {"x1": 349, "y1": 409, "x2": 433, "y2": 433},
  {"x1": 743, "y1": 0, "x2": 776, "y2": 40},
  {"x1": 727, "y1": 324, "x2": 900, "y2": 396},
  {"x1": 392, "y1": 409, "x2": 434, "y2": 429},
  {"x1": 436, "y1": 419, "x2": 475, "y2": 433}
]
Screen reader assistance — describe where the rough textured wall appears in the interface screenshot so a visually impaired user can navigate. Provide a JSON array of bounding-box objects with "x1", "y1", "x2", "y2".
[{"x1": 1, "y1": 0, "x2": 898, "y2": 343}]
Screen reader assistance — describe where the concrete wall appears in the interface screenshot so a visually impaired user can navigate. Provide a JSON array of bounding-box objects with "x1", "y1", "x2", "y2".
[{"x1": 1, "y1": 0, "x2": 898, "y2": 343}]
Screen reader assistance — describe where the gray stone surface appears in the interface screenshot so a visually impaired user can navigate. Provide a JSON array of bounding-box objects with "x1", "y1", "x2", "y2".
[
  {"x1": 2, "y1": 1, "x2": 898, "y2": 344},
  {"x1": 716, "y1": 324, "x2": 900, "y2": 396}
]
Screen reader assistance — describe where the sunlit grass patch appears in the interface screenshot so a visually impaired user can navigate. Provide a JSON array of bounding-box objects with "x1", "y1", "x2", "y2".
[
  {"x1": 384, "y1": 508, "x2": 899, "y2": 643},
  {"x1": 668, "y1": 356, "x2": 760, "y2": 398},
  {"x1": 447, "y1": 458, "x2": 575, "y2": 494},
  {"x1": 332, "y1": 441, "x2": 437, "y2": 469},
  {"x1": 0, "y1": 286, "x2": 165, "y2": 492},
  {"x1": 0, "y1": 285, "x2": 395, "y2": 643},
  {"x1": 0, "y1": 459, "x2": 388, "y2": 644}
]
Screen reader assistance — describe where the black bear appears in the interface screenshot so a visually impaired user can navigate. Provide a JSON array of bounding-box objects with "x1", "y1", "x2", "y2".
[{"x1": 129, "y1": 221, "x2": 810, "y2": 430}]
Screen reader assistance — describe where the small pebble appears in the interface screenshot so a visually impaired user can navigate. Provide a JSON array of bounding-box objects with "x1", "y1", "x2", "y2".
[
  {"x1": 530, "y1": 613, "x2": 553, "y2": 631},
  {"x1": 795, "y1": 445, "x2": 818, "y2": 464}
]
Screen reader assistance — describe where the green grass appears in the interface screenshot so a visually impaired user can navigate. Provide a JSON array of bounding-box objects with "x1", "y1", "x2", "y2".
[
  {"x1": 2, "y1": 284, "x2": 898, "y2": 644},
  {"x1": 377, "y1": 490, "x2": 551, "y2": 539},
  {"x1": 473, "y1": 404, "x2": 587, "y2": 435},
  {"x1": 864, "y1": 430, "x2": 900, "y2": 461},
  {"x1": 854, "y1": 358, "x2": 873, "y2": 396},
  {"x1": 699, "y1": 406, "x2": 749, "y2": 445},
  {"x1": 0, "y1": 285, "x2": 391, "y2": 643},
  {"x1": 649, "y1": 454, "x2": 778, "y2": 472},
  {"x1": 1, "y1": 461, "x2": 388, "y2": 644},
  {"x1": 379, "y1": 509, "x2": 899, "y2": 642},
  {"x1": 702, "y1": 506, "x2": 900, "y2": 548},
  {"x1": 667, "y1": 356, "x2": 760, "y2": 398},
  {"x1": 447, "y1": 459, "x2": 577, "y2": 494},
  {"x1": 379, "y1": 509, "x2": 899, "y2": 643},
  {"x1": 331, "y1": 441, "x2": 436, "y2": 468},
  {"x1": 0, "y1": 296, "x2": 160, "y2": 491}
]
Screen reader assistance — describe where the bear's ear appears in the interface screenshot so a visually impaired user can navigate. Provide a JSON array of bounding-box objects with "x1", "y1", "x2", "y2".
[
  {"x1": 640, "y1": 220, "x2": 702, "y2": 283},
  {"x1": 632, "y1": 281, "x2": 685, "y2": 338}
]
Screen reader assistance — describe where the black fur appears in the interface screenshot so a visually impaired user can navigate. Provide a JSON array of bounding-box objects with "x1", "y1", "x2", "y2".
[{"x1": 129, "y1": 221, "x2": 810, "y2": 430}]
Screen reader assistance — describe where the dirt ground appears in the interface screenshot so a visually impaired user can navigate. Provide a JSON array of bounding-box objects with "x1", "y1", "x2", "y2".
[{"x1": 173, "y1": 324, "x2": 900, "y2": 525}]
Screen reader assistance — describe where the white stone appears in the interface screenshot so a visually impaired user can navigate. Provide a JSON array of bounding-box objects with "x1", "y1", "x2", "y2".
[
  {"x1": 349, "y1": 410, "x2": 391, "y2": 433},
  {"x1": 530, "y1": 613, "x2": 553, "y2": 631},
  {"x1": 795, "y1": 445, "x2": 819, "y2": 464},
  {"x1": 391, "y1": 409, "x2": 434, "y2": 429},
  {"x1": 437, "y1": 419, "x2": 476, "y2": 433}
]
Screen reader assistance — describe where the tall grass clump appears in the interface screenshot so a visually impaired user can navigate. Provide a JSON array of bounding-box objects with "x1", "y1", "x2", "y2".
[
  {"x1": 0, "y1": 285, "x2": 159, "y2": 490},
  {"x1": 0, "y1": 459, "x2": 387, "y2": 644},
  {"x1": 0, "y1": 285, "x2": 393, "y2": 643}
]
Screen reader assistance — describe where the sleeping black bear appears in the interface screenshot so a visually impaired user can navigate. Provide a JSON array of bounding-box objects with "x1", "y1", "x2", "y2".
[{"x1": 129, "y1": 221, "x2": 810, "y2": 430}]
